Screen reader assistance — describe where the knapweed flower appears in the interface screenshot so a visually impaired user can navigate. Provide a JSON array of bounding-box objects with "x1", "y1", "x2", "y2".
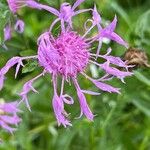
[
  {"x1": 0, "y1": 0, "x2": 133, "y2": 127},
  {"x1": 0, "y1": 100, "x2": 21, "y2": 134}
]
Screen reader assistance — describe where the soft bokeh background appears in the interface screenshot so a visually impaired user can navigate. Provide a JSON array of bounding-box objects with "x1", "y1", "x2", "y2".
[{"x1": 0, "y1": 0, "x2": 150, "y2": 149}]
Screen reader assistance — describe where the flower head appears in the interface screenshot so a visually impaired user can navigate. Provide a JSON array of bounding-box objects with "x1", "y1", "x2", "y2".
[
  {"x1": 38, "y1": 31, "x2": 89, "y2": 78},
  {"x1": 1, "y1": 1, "x2": 133, "y2": 127}
]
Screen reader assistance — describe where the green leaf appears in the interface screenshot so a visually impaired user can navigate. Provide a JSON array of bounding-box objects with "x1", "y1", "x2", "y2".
[
  {"x1": 20, "y1": 49, "x2": 37, "y2": 56},
  {"x1": 22, "y1": 60, "x2": 39, "y2": 73},
  {"x1": 134, "y1": 71, "x2": 150, "y2": 86},
  {"x1": 110, "y1": 1, "x2": 131, "y2": 27},
  {"x1": 132, "y1": 99, "x2": 150, "y2": 117}
]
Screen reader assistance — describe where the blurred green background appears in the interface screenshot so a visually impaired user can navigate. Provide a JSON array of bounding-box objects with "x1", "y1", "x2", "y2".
[{"x1": 0, "y1": 0, "x2": 150, "y2": 149}]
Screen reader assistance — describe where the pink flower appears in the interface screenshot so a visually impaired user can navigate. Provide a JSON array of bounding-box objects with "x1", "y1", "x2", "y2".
[{"x1": 1, "y1": 1, "x2": 133, "y2": 127}]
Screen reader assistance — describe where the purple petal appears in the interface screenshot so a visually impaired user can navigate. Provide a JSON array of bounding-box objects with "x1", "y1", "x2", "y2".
[
  {"x1": 20, "y1": 73, "x2": 42, "y2": 97},
  {"x1": 19, "y1": 81, "x2": 38, "y2": 111},
  {"x1": 76, "y1": 88, "x2": 94, "y2": 121},
  {"x1": 4, "y1": 25, "x2": 11, "y2": 41},
  {"x1": 60, "y1": 3, "x2": 73, "y2": 26},
  {"x1": 92, "y1": 5, "x2": 101, "y2": 25},
  {"x1": 96, "y1": 40, "x2": 102, "y2": 57},
  {"x1": 20, "y1": 82, "x2": 31, "y2": 95},
  {"x1": 92, "y1": 80, "x2": 120, "y2": 93},
  {"x1": 0, "y1": 57, "x2": 21, "y2": 75},
  {"x1": 97, "y1": 16, "x2": 128, "y2": 48},
  {"x1": 103, "y1": 55, "x2": 128, "y2": 68},
  {"x1": 26, "y1": 1, "x2": 42, "y2": 9},
  {"x1": 39, "y1": 4, "x2": 60, "y2": 16},
  {"x1": 0, "y1": 120, "x2": 16, "y2": 134},
  {"x1": 0, "y1": 57, "x2": 23, "y2": 89},
  {"x1": 73, "y1": 79, "x2": 94, "y2": 121},
  {"x1": 0, "y1": 101, "x2": 21, "y2": 113},
  {"x1": 15, "y1": 62, "x2": 23, "y2": 79},
  {"x1": 0, "y1": 115, "x2": 21, "y2": 125},
  {"x1": 98, "y1": 73, "x2": 114, "y2": 81},
  {"x1": 20, "y1": 95, "x2": 31, "y2": 111},
  {"x1": 81, "y1": 90, "x2": 100, "y2": 95},
  {"x1": 61, "y1": 94, "x2": 74, "y2": 105},
  {"x1": 105, "y1": 47, "x2": 112, "y2": 55},
  {"x1": 100, "y1": 61, "x2": 133, "y2": 82},
  {"x1": 105, "y1": 15, "x2": 117, "y2": 32},
  {"x1": 107, "y1": 32, "x2": 128, "y2": 48},
  {"x1": 0, "y1": 75, "x2": 4, "y2": 90},
  {"x1": 26, "y1": 1, "x2": 60, "y2": 16},
  {"x1": 52, "y1": 93, "x2": 72, "y2": 127},
  {"x1": 72, "y1": 0, "x2": 85, "y2": 10},
  {"x1": 74, "y1": 8, "x2": 92, "y2": 16},
  {"x1": 0, "y1": 101, "x2": 21, "y2": 133},
  {"x1": 19, "y1": 72, "x2": 45, "y2": 111},
  {"x1": 14, "y1": 20, "x2": 25, "y2": 33}
]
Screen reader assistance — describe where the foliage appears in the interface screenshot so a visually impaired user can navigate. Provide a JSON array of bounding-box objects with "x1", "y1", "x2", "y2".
[{"x1": 0, "y1": 0, "x2": 150, "y2": 149}]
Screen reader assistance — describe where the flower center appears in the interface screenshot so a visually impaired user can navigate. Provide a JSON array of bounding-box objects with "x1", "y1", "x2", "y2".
[{"x1": 38, "y1": 31, "x2": 90, "y2": 78}]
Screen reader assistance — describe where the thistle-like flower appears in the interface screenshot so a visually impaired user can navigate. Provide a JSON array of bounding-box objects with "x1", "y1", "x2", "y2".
[
  {"x1": 1, "y1": 0, "x2": 133, "y2": 127},
  {"x1": 0, "y1": 101, "x2": 21, "y2": 134}
]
